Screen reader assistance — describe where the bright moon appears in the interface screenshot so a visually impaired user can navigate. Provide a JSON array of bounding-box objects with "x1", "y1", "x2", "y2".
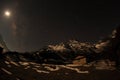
[{"x1": 5, "y1": 11, "x2": 11, "y2": 17}]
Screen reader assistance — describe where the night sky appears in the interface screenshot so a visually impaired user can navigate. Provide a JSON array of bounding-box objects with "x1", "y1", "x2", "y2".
[{"x1": 0, "y1": 0, "x2": 120, "y2": 52}]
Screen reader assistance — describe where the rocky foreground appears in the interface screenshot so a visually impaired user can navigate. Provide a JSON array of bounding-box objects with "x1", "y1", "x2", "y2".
[{"x1": 0, "y1": 57, "x2": 120, "y2": 80}]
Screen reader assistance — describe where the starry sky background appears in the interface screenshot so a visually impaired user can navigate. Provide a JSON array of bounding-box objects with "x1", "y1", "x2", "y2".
[{"x1": 0, "y1": 0, "x2": 120, "y2": 52}]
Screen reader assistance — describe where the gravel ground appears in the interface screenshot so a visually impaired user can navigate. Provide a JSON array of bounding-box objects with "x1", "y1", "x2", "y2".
[{"x1": 0, "y1": 59, "x2": 120, "y2": 80}]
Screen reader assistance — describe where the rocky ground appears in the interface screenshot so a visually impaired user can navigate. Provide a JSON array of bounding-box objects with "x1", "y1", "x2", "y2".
[{"x1": 0, "y1": 58, "x2": 120, "y2": 80}]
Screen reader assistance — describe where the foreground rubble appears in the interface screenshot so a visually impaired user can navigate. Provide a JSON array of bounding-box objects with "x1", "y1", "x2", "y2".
[{"x1": 0, "y1": 58, "x2": 120, "y2": 80}]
